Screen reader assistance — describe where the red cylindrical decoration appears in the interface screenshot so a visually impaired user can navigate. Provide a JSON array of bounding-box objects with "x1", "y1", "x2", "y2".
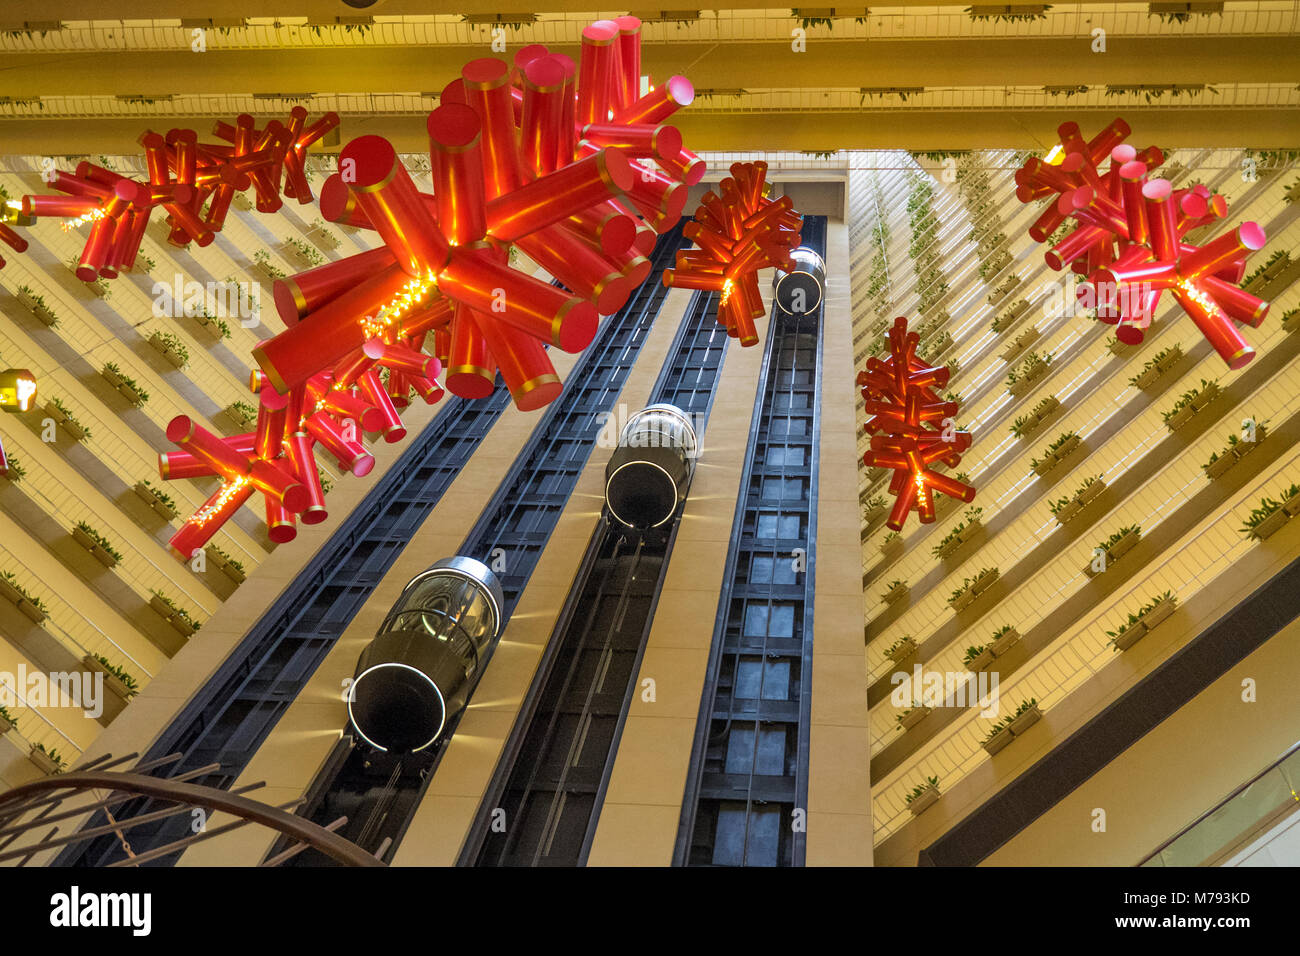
[
  {"x1": 612, "y1": 76, "x2": 695, "y2": 126},
  {"x1": 273, "y1": 246, "x2": 398, "y2": 325},
  {"x1": 577, "y1": 21, "x2": 619, "y2": 127},
  {"x1": 462, "y1": 58, "x2": 528, "y2": 201},
  {"x1": 446, "y1": 304, "x2": 498, "y2": 399},
  {"x1": 285, "y1": 431, "x2": 327, "y2": 524},
  {"x1": 486, "y1": 148, "x2": 633, "y2": 241},
  {"x1": 521, "y1": 56, "x2": 568, "y2": 177},
  {"x1": 305, "y1": 410, "x2": 376, "y2": 476},
  {"x1": 1171, "y1": 285, "x2": 1254, "y2": 369},
  {"x1": 339, "y1": 134, "x2": 450, "y2": 277},
  {"x1": 168, "y1": 481, "x2": 256, "y2": 559},
  {"x1": 614, "y1": 16, "x2": 642, "y2": 112},
  {"x1": 427, "y1": 103, "x2": 488, "y2": 245},
  {"x1": 464, "y1": 306, "x2": 562, "y2": 411}
]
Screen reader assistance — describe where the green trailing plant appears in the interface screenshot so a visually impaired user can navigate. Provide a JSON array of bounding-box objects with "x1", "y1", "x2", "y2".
[
  {"x1": 930, "y1": 507, "x2": 983, "y2": 557},
  {"x1": 1031, "y1": 430, "x2": 1078, "y2": 470},
  {"x1": 1009, "y1": 414, "x2": 1032, "y2": 439},
  {"x1": 895, "y1": 700, "x2": 927, "y2": 725},
  {"x1": 4, "y1": 455, "x2": 25, "y2": 482},
  {"x1": 49, "y1": 398, "x2": 91, "y2": 440},
  {"x1": 1011, "y1": 698, "x2": 1039, "y2": 720},
  {"x1": 1162, "y1": 379, "x2": 1219, "y2": 422},
  {"x1": 89, "y1": 654, "x2": 138, "y2": 697},
  {"x1": 1128, "y1": 346, "x2": 1179, "y2": 386},
  {"x1": 1283, "y1": 177, "x2": 1300, "y2": 205},
  {"x1": 284, "y1": 236, "x2": 325, "y2": 267},
  {"x1": 905, "y1": 775, "x2": 940, "y2": 802},
  {"x1": 103, "y1": 362, "x2": 150, "y2": 406},
  {"x1": 150, "y1": 590, "x2": 202, "y2": 631},
  {"x1": 318, "y1": 467, "x2": 334, "y2": 494},
  {"x1": 1, "y1": 570, "x2": 48, "y2": 613},
  {"x1": 884, "y1": 634, "x2": 915, "y2": 658},
  {"x1": 74, "y1": 522, "x2": 123, "y2": 563},
  {"x1": 139, "y1": 479, "x2": 177, "y2": 513},
  {"x1": 963, "y1": 644, "x2": 989, "y2": 666},
  {"x1": 992, "y1": 624, "x2": 1015, "y2": 639},
  {"x1": 31, "y1": 742, "x2": 65, "y2": 770},
  {"x1": 1097, "y1": 524, "x2": 1141, "y2": 554},
  {"x1": 151, "y1": 331, "x2": 190, "y2": 366},
  {"x1": 863, "y1": 494, "x2": 886, "y2": 514},
  {"x1": 252, "y1": 249, "x2": 287, "y2": 279},
  {"x1": 1243, "y1": 249, "x2": 1290, "y2": 286},
  {"x1": 883, "y1": 579, "x2": 907, "y2": 595},
  {"x1": 882, "y1": 530, "x2": 901, "y2": 546},
  {"x1": 208, "y1": 545, "x2": 245, "y2": 575},
  {"x1": 228, "y1": 400, "x2": 258, "y2": 424},
  {"x1": 135, "y1": 254, "x2": 156, "y2": 273}
]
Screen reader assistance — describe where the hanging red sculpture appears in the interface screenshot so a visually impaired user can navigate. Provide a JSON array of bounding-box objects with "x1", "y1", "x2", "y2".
[
  {"x1": 1015, "y1": 118, "x2": 1269, "y2": 370},
  {"x1": 662, "y1": 162, "x2": 802, "y2": 346},
  {"x1": 860, "y1": 317, "x2": 976, "y2": 532},
  {"x1": 155, "y1": 16, "x2": 705, "y2": 556},
  {"x1": 9, "y1": 108, "x2": 339, "y2": 277}
]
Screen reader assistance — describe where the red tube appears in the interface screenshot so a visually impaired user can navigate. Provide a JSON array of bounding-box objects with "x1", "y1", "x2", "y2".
[
  {"x1": 427, "y1": 103, "x2": 488, "y2": 245},
  {"x1": 486, "y1": 148, "x2": 633, "y2": 241}
]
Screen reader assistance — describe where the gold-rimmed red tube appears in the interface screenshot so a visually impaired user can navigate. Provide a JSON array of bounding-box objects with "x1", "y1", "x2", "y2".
[
  {"x1": 1171, "y1": 284, "x2": 1255, "y2": 369},
  {"x1": 1201, "y1": 275, "x2": 1270, "y2": 328},
  {"x1": 166, "y1": 415, "x2": 308, "y2": 512},
  {"x1": 159, "y1": 433, "x2": 257, "y2": 479},
  {"x1": 464, "y1": 305, "x2": 562, "y2": 411},
  {"x1": 272, "y1": 246, "x2": 399, "y2": 324},
  {"x1": 485, "y1": 148, "x2": 633, "y2": 241},
  {"x1": 582, "y1": 123, "x2": 682, "y2": 163},
  {"x1": 1142, "y1": 179, "x2": 1180, "y2": 262},
  {"x1": 427, "y1": 103, "x2": 488, "y2": 245},
  {"x1": 356, "y1": 370, "x2": 407, "y2": 443},
  {"x1": 611, "y1": 75, "x2": 695, "y2": 125},
  {"x1": 438, "y1": 244, "x2": 599, "y2": 352},
  {"x1": 522, "y1": 56, "x2": 568, "y2": 177},
  {"x1": 339, "y1": 134, "x2": 449, "y2": 277},
  {"x1": 168, "y1": 481, "x2": 256, "y2": 559},
  {"x1": 285, "y1": 430, "x2": 328, "y2": 525},
  {"x1": 305, "y1": 410, "x2": 375, "y2": 476},
  {"x1": 614, "y1": 16, "x2": 642, "y2": 112},
  {"x1": 462, "y1": 57, "x2": 528, "y2": 200},
  {"x1": 1180, "y1": 222, "x2": 1267, "y2": 280},
  {"x1": 378, "y1": 340, "x2": 441, "y2": 381},
  {"x1": 254, "y1": 388, "x2": 289, "y2": 460},
  {"x1": 265, "y1": 499, "x2": 297, "y2": 544},
  {"x1": 21, "y1": 195, "x2": 100, "y2": 218},
  {"x1": 515, "y1": 222, "x2": 629, "y2": 315},
  {"x1": 577, "y1": 20, "x2": 619, "y2": 127},
  {"x1": 445, "y1": 306, "x2": 498, "y2": 399},
  {"x1": 554, "y1": 54, "x2": 578, "y2": 170},
  {"x1": 253, "y1": 261, "x2": 412, "y2": 393}
]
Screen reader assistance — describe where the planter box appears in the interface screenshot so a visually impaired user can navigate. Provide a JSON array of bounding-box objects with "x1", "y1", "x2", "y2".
[
  {"x1": 935, "y1": 535, "x2": 963, "y2": 560},
  {"x1": 284, "y1": 245, "x2": 320, "y2": 270},
  {"x1": 254, "y1": 260, "x2": 284, "y2": 282},
  {"x1": 1253, "y1": 508, "x2": 1289, "y2": 540},
  {"x1": 883, "y1": 586, "x2": 908, "y2": 606},
  {"x1": 224, "y1": 406, "x2": 257, "y2": 432},
  {"x1": 1109, "y1": 529, "x2": 1140, "y2": 560},
  {"x1": 1166, "y1": 406, "x2": 1195, "y2": 432},
  {"x1": 207, "y1": 546, "x2": 246, "y2": 584},
  {"x1": 82, "y1": 654, "x2": 133, "y2": 701},
  {"x1": 999, "y1": 326, "x2": 1039, "y2": 363},
  {"x1": 1054, "y1": 498, "x2": 1082, "y2": 525},
  {"x1": 1144, "y1": 599, "x2": 1176, "y2": 630},
  {"x1": 1078, "y1": 479, "x2": 1105, "y2": 505},
  {"x1": 133, "y1": 482, "x2": 177, "y2": 520},
  {"x1": 1190, "y1": 385, "x2": 1220, "y2": 411},
  {"x1": 29, "y1": 746, "x2": 61, "y2": 775},
  {"x1": 305, "y1": 227, "x2": 341, "y2": 251},
  {"x1": 71, "y1": 526, "x2": 118, "y2": 568},
  {"x1": 1007, "y1": 704, "x2": 1042, "y2": 736},
  {"x1": 966, "y1": 647, "x2": 996, "y2": 672},
  {"x1": 1283, "y1": 491, "x2": 1300, "y2": 517},
  {"x1": 231, "y1": 191, "x2": 253, "y2": 211},
  {"x1": 1204, "y1": 454, "x2": 1237, "y2": 480},
  {"x1": 991, "y1": 628, "x2": 1021, "y2": 657},
  {"x1": 1282, "y1": 312, "x2": 1300, "y2": 335},
  {"x1": 0, "y1": 715, "x2": 14, "y2": 736},
  {"x1": 19, "y1": 290, "x2": 58, "y2": 326},
  {"x1": 1052, "y1": 435, "x2": 1081, "y2": 465},
  {"x1": 982, "y1": 729, "x2": 1014, "y2": 755},
  {"x1": 1107, "y1": 337, "x2": 1132, "y2": 356},
  {"x1": 865, "y1": 467, "x2": 888, "y2": 486},
  {"x1": 1133, "y1": 364, "x2": 1168, "y2": 391},
  {"x1": 879, "y1": 538, "x2": 902, "y2": 559},
  {"x1": 862, "y1": 505, "x2": 887, "y2": 527},
  {"x1": 972, "y1": 568, "x2": 999, "y2": 593},
  {"x1": 1233, "y1": 428, "x2": 1268, "y2": 459},
  {"x1": 899, "y1": 706, "x2": 931, "y2": 731},
  {"x1": 150, "y1": 594, "x2": 196, "y2": 636},
  {"x1": 951, "y1": 589, "x2": 976, "y2": 611},
  {"x1": 149, "y1": 332, "x2": 187, "y2": 369},
  {"x1": 1112, "y1": 621, "x2": 1148, "y2": 652},
  {"x1": 885, "y1": 638, "x2": 918, "y2": 664},
  {"x1": 2, "y1": 579, "x2": 47, "y2": 624},
  {"x1": 908, "y1": 785, "x2": 940, "y2": 816}
]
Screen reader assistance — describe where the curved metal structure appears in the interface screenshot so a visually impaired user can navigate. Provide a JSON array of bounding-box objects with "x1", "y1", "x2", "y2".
[
  {"x1": 604, "y1": 402, "x2": 698, "y2": 530},
  {"x1": 773, "y1": 245, "x2": 826, "y2": 315},
  {"x1": 348, "y1": 556, "x2": 504, "y2": 753},
  {"x1": 0, "y1": 753, "x2": 382, "y2": 867}
]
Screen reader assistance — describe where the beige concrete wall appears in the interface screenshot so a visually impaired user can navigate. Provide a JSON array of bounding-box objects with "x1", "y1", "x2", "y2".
[
  {"x1": 586, "y1": 285, "x2": 772, "y2": 867},
  {"x1": 874, "y1": 509, "x2": 1300, "y2": 866},
  {"x1": 390, "y1": 286, "x2": 698, "y2": 866},
  {"x1": 806, "y1": 220, "x2": 873, "y2": 865}
]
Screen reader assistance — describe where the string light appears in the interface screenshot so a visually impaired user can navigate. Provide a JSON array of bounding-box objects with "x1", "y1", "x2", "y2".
[
  {"x1": 60, "y1": 208, "x2": 106, "y2": 232},
  {"x1": 189, "y1": 475, "x2": 249, "y2": 526}
]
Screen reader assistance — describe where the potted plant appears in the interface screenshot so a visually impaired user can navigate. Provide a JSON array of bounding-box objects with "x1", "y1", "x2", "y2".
[
  {"x1": 71, "y1": 521, "x2": 122, "y2": 568},
  {"x1": 1282, "y1": 483, "x2": 1300, "y2": 516},
  {"x1": 29, "y1": 742, "x2": 65, "y2": 774},
  {"x1": 283, "y1": 236, "x2": 326, "y2": 270},
  {"x1": 906, "y1": 776, "x2": 941, "y2": 815},
  {"x1": 982, "y1": 718, "x2": 1014, "y2": 755},
  {"x1": 225, "y1": 400, "x2": 259, "y2": 432},
  {"x1": 0, "y1": 704, "x2": 17, "y2": 736},
  {"x1": 882, "y1": 579, "x2": 908, "y2": 605},
  {"x1": 305, "y1": 218, "x2": 341, "y2": 250},
  {"x1": 1142, "y1": 590, "x2": 1178, "y2": 629},
  {"x1": 1281, "y1": 308, "x2": 1300, "y2": 334},
  {"x1": 148, "y1": 330, "x2": 190, "y2": 369},
  {"x1": 884, "y1": 634, "x2": 917, "y2": 664},
  {"x1": 879, "y1": 530, "x2": 902, "y2": 555},
  {"x1": 999, "y1": 324, "x2": 1039, "y2": 363},
  {"x1": 0, "y1": 570, "x2": 48, "y2": 623},
  {"x1": 861, "y1": 494, "x2": 887, "y2": 526},
  {"x1": 1031, "y1": 430, "x2": 1081, "y2": 477},
  {"x1": 16, "y1": 284, "x2": 59, "y2": 327},
  {"x1": 964, "y1": 643, "x2": 995, "y2": 672},
  {"x1": 134, "y1": 480, "x2": 179, "y2": 520},
  {"x1": 149, "y1": 590, "x2": 202, "y2": 636},
  {"x1": 2, "y1": 455, "x2": 25, "y2": 482},
  {"x1": 1190, "y1": 378, "x2": 1221, "y2": 410},
  {"x1": 206, "y1": 545, "x2": 247, "y2": 584},
  {"x1": 83, "y1": 653, "x2": 139, "y2": 700},
  {"x1": 1086, "y1": 525, "x2": 1142, "y2": 576},
  {"x1": 102, "y1": 363, "x2": 150, "y2": 407},
  {"x1": 44, "y1": 397, "x2": 90, "y2": 442},
  {"x1": 896, "y1": 700, "x2": 932, "y2": 731},
  {"x1": 1006, "y1": 698, "x2": 1041, "y2": 735},
  {"x1": 1241, "y1": 494, "x2": 1289, "y2": 540},
  {"x1": 931, "y1": 506, "x2": 983, "y2": 559},
  {"x1": 252, "y1": 249, "x2": 287, "y2": 281},
  {"x1": 1128, "y1": 345, "x2": 1182, "y2": 390},
  {"x1": 1006, "y1": 351, "x2": 1052, "y2": 397},
  {"x1": 990, "y1": 624, "x2": 1021, "y2": 656},
  {"x1": 1203, "y1": 447, "x2": 1236, "y2": 480}
]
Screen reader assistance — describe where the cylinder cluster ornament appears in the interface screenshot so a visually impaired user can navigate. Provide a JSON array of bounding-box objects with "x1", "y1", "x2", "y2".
[
  {"x1": 860, "y1": 317, "x2": 976, "y2": 532},
  {"x1": 663, "y1": 163, "x2": 803, "y2": 346},
  {"x1": 348, "y1": 556, "x2": 505, "y2": 753},
  {"x1": 1015, "y1": 118, "x2": 1269, "y2": 370}
]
